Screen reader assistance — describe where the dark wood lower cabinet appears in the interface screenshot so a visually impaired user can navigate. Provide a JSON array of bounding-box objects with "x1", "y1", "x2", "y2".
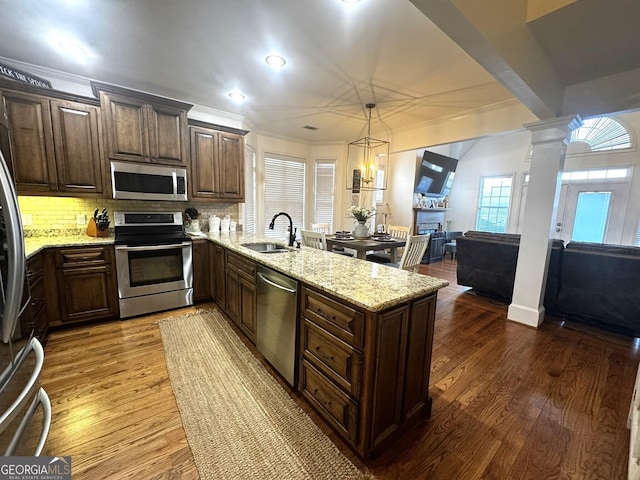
[
  {"x1": 48, "y1": 245, "x2": 119, "y2": 327},
  {"x1": 299, "y1": 284, "x2": 437, "y2": 459},
  {"x1": 370, "y1": 305, "x2": 410, "y2": 451},
  {"x1": 192, "y1": 239, "x2": 211, "y2": 302},
  {"x1": 20, "y1": 252, "x2": 49, "y2": 343},
  {"x1": 224, "y1": 251, "x2": 257, "y2": 343},
  {"x1": 207, "y1": 241, "x2": 439, "y2": 459},
  {"x1": 210, "y1": 242, "x2": 226, "y2": 309}
]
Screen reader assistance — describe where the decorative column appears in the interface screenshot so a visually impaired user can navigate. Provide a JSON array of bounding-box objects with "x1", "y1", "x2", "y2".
[{"x1": 507, "y1": 115, "x2": 582, "y2": 327}]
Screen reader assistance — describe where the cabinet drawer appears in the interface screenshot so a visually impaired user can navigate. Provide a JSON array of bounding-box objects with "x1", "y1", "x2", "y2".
[
  {"x1": 28, "y1": 275, "x2": 46, "y2": 317},
  {"x1": 26, "y1": 254, "x2": 44, "y2": 282},
  {"x1": 300, "y1": 359, "x2": 358, "y2": 444},
  {"x1": 301, "y1": 287, "x2": 363, "y2": 347},
  {"x1": 55, "y1": 246, "x2": 111, "y2": 267},
  {"x1": 226, "y1": 251, "x2": 256, "y2": 281},
  {"x1": 302, "y1": 320, "x2": 361, "y2": 397}
]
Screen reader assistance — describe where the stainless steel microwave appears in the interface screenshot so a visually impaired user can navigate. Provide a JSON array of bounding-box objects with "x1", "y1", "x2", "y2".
[{"x1": 111, "y1": 161, "x2": 188, "y2": 201}]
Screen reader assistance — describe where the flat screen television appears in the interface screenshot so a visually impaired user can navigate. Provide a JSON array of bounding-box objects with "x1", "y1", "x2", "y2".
[{"x1": 414, "y1": 150, "x2": 458, "y2": 197}]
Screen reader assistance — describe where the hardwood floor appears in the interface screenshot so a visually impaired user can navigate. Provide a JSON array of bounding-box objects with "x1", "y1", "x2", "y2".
[{"x1": 40, "y1": 258, "x2": 640, "y2": 479}]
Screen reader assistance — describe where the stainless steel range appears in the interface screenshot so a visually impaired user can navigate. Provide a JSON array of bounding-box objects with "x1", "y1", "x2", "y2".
[{"x1": 114, "y1": 212, "x2": 193, "y2": 318}]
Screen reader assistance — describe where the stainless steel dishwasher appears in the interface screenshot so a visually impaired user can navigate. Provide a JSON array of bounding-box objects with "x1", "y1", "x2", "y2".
[{"x1": 256, "y1": 265, "x2": 299, "y2": 387}]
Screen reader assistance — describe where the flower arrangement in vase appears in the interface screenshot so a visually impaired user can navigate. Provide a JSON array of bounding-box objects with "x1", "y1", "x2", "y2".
[{"x1": 348, "y1": 204, "x2": 375, "y2": 238}]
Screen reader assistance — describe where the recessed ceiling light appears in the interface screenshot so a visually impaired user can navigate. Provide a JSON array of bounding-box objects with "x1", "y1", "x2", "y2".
[
  {"x1": 342, "y1": 0, "x2": 362, "y2": 3},
  {"x1": 228, "y1": 91, "x2": 246, "y2": 103},
  {"x1": 265, "y1": 55, "x2": 286, "y2": 69},
  {"x1": 49, "y1": 32, "x2": 89, "y2": 62},
  {"x1": 58, "y1": 40, "x2": 87, "y2": 58}
]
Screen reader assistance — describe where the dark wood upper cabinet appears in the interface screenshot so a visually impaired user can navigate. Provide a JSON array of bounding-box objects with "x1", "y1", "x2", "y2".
[
  {"x1": 190, "y1": 126, "x2": 219, "y2": 197},
  {"x1": 219, "y1": 132, "x2": 244, "y2": 199},
  {"x1": 189, "y1": 121, "x2": 247, "y2": 202},
  {"x1": 50, "y1": 99, "x2": 103, "y2": 195},
  {"x1": 1, "y1": 88, "x2": 103, "y2": 196},
  {"x1": 1, "y1": 90, "x2": 56, "y2": 192},
  {"x1": 93, "y1": 82, "x2": 191, "y2": 166}
]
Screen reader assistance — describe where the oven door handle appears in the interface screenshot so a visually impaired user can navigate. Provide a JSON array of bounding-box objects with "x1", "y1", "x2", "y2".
[{"x1": 115, "y1": 242, "x2": 192, "y2": 252}]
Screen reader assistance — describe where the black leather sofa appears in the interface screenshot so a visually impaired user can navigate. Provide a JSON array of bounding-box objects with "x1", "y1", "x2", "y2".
[
  {"x1": 455, "y1": 231, "x2": 564, "y2": 312},
  {"x1": 557, "y1": 242, "x2": 640, "y2": 335},
  {"x1": 456, "y1": 232, "x2": 640, "y2": 336}
]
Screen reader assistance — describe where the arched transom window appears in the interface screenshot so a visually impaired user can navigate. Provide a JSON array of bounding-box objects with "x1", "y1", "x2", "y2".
[
  {"x1": 526, "y1": 116, "x2": 632, "y2": 159},
  {"x1": 570, "y1": 116, "x2": 631, "y2": 151}
]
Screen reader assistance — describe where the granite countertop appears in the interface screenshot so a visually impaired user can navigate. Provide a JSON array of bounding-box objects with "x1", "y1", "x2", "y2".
[
  {"x1": 23, "y1": 231, "x2": 449, "y2": 312},
  {"x1": 207, "y1": 233, "x2": 449, "y2": 312},
  {"x1": 24, "y1": 234, "x2": 115, "y2": 258}
]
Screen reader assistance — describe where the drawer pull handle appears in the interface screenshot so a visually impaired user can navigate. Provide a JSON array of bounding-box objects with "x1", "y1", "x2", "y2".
[
  {"x1": 315, "y1": 308, "x2": 336, "y2": 322},
  {"x1": 315, "y1": 346, "x2": 335, "y2": 362},
  {"x1": 313, "y1": 388, "x2": 332, "y2": 408}
]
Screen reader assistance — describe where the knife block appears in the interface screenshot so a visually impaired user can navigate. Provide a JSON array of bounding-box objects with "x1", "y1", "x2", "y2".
[{"x1": 86, "y1": 218, "x2": 109, "y2": 237}]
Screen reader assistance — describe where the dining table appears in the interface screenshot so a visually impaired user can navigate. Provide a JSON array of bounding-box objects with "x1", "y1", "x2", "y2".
[{"x1": 325, "y1": 235, "x2": 407, "y2": 263}]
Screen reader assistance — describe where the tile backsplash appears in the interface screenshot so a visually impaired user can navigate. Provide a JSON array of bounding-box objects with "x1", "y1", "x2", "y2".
[{"x1": 18, "y1": 196, "x2": 240, "y2": 237}]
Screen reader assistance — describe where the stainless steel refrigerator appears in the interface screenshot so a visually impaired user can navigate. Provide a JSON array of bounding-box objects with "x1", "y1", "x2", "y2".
[{"x1": 0, "y1": 145, "x2": 50, "y2": 455}]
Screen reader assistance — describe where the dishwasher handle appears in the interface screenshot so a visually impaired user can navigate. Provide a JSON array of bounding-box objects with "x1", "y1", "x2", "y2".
[{"x1": 257, "y1": 272, "x2": 297, "y2": 294}]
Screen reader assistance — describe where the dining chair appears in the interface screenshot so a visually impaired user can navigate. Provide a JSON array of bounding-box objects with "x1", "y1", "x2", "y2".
[
  {"x1": 396, "y1": 234, "x2": 431, "y2": 272},
  {"x1": 311, "y1": 222, "x2": 353, "y2": 256},
  {"x1": 301, "y1": 229, "x2": 326, "y2": 250},
  {"x1": 367, "y1": 225, "x2": 411, "y2": 263},
  {"x1": 387, "y1": 225, "x2": 410, "y2": 239},
  {"x1": 311, "y1": 223, "x2": 330, "y2": 233}
]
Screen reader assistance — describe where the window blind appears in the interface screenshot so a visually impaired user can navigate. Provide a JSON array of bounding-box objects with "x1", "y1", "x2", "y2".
[
  {"x1": 264, "y1": 154, "x2": 305, "y2": 241},
  {"x1": 373, "y1": 168, "x2": 385, "y2": 205},
  {"x1": 244, "y1": 146, "x2": 256, "y2": 233},
  {"x1": 314, "y1": 160, "x2": 335, "y2": 230}
]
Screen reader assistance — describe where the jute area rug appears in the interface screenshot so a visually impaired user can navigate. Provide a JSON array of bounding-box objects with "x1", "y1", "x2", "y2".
[{"x1": 158, "y1": 308, "x2": 372, "y2": 480}]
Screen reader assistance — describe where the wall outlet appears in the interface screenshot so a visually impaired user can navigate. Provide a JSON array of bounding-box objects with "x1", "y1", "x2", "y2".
[
  {"x1": 22, "y1": 213, "x2": 33, "y2": 226},
  {"x1": 76, "y1": 214, "x2": 86, "y2": 225}
]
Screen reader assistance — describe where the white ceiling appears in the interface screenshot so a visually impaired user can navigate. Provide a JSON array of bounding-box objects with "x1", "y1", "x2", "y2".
[
  {"x1": 0, "y1": 0, "x2": 638, "y2": 144},
  {"x1": 0, "y1": 0, "x2": 514, "y2": 143}
]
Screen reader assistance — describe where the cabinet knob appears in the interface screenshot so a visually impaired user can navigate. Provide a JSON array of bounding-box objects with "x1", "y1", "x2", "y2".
[
  {"x1": 315, "y1": 346, "x2": 335, "y2": 362},
  {"x1": 312, "y1": 388, "x2": 333, "y2": 408}
]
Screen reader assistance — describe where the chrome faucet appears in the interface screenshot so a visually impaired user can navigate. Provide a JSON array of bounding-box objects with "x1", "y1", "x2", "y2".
[{"x1": 269, "y1": 212, "x2": 296, "y2": 247}]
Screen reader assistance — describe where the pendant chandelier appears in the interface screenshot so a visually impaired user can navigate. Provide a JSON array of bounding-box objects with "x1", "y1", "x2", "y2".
[{"x1": 345, "y1": 103, "x2": 389, "y2": 192}]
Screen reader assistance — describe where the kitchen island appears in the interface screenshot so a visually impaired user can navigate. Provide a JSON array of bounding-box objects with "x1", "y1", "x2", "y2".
[
  {"x1": 206, "y1": 232, "x2": 449, "y2": 459},
  {"x1": 208, "y1": 232, "x2": 447, "y2": 312}
]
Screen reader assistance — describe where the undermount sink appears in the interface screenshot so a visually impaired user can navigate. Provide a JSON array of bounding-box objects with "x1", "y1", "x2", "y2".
[{"x1": 241, "y1": 242, "x2": 290, "y2": 254}]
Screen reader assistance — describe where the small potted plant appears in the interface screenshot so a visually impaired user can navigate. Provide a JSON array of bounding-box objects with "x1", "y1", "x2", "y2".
[{"x1": 184, "y1": 208, "x2": 200, "y2": 233}]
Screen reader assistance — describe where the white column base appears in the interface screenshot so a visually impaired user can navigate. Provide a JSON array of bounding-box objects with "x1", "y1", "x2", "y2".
[{"x1": 507, "y1": 303, "x2": 545, "y2": 328}]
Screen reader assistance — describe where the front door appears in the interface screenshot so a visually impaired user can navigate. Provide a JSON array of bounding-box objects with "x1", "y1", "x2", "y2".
[
  {"x1": 555, "y1": 182, "x2": 629, "y2": 244},
  {"x1": 516, "y1": 180, "x2": 630, "y2": 244}
]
